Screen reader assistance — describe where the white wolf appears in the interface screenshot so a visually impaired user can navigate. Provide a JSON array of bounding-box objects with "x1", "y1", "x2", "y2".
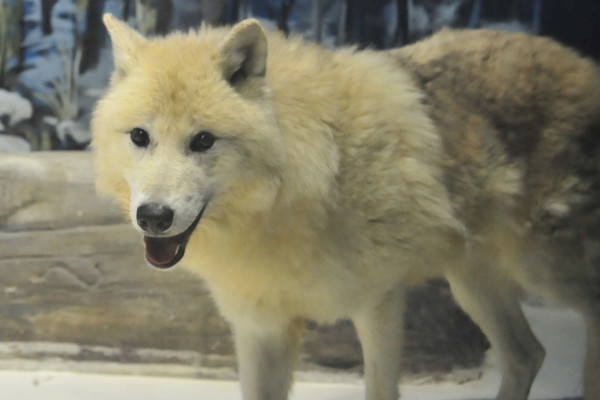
[{"x1": 93, "y1": 14, "x2": 600, "y2": 400}]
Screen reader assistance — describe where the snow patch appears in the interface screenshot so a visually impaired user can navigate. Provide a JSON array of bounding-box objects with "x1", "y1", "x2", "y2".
[
  {"x1": 0, "y1": 89, "x2": 33, "y2": 126},
  {"x1": 0, "y1": 135, "x2": 31, "y2": 152}
]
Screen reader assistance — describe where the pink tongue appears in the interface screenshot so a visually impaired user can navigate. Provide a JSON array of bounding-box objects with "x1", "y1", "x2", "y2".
[{"x1": 144, "y1": 237, "x2": 179, "y2": 265}]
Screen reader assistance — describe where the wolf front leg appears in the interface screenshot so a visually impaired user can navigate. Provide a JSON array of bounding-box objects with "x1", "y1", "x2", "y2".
[
  {"x1": 352, "y1": 286, "x2": 404, "y2": 400},
  {"x1": 233, "y1": 319, "x2": 303, "y2": 400}
]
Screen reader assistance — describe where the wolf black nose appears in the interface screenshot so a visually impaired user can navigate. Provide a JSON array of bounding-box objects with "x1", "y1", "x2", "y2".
[{"x1": 136, "y1": 203, "x2": 174, "y2": 234}]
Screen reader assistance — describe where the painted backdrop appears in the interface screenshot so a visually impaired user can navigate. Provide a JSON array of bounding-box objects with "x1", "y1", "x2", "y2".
[{"x1": 0, "y1": 0, "x2": 598, "y2": 151}]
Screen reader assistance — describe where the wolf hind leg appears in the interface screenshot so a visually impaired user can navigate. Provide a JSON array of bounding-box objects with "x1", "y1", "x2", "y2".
[
  {"x1": 550, "y1": 282, "x2": 600, "y2": 400},
  {"x1": 528, "y1": 282, "x2": 600, "y2": 400},
  {"x1": 446, "y1": 268, "x2": 545, "y2": 400},
  {"x1": 584, "y1": 316, "x2": 600, "y2": 400},
  {"x1": 526, "y1": 270, "x2": 600, "y2": 400},
  {"x1": 564, "y1": 277, "x2": 600, "y2": 400},
  {"x1": 518, "y1": 237, "x2": 600, "y2": 400},
  {"x1": 233, "y1": 319, "x2": 303, "y2": 400},
  {"x1": 557, "y1": 276, "x2": 600, "y2": 400},
  {"x1": 352, "y1": 286, "x2": 404, "y2": 400}
]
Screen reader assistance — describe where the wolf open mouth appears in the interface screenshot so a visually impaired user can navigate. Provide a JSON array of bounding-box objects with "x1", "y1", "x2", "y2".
[{"x1": 143, "y1": 203, "x2": 207, "y2": 269}]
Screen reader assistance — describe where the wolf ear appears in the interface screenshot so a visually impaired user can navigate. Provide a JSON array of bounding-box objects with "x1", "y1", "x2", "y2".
[
  {"x1": 219, "y1": 19, "x2": 267, "y2": 89},
  {"x1": 103, "y1": 13, "x2": 147, "y2": 78}
]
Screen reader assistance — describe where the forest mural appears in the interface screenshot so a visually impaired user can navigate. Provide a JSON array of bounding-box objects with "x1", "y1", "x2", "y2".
[
  {"x1": 0, "y1": 0, "x2": 105, "y2": 150},
  {"x1": 0, "y1": 0, "x2": 597, "y2": 151}
]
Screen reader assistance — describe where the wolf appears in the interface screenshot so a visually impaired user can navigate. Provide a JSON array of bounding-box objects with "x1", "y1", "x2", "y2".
[{"x1": 92, "y1": 14, "x2": 600, "y2": 400}]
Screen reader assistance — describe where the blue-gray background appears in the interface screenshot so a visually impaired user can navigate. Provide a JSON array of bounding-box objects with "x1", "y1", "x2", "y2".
[{"x1": 0, "y1": 0, "x2": 598, "y2": 151}]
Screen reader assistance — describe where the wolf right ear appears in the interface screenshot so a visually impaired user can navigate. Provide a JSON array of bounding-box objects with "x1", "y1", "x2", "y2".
[
  {"x1": 103, "y1": 13, "x2": 147, "y2": 78},
  {"x1": 219, "y1": 19, "x2": 267, "y2": 89}
]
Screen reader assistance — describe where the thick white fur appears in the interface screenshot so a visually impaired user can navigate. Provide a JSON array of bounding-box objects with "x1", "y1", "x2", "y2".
[{"x1": 93, "y1": 15, "x2": 600, "y2": 400}]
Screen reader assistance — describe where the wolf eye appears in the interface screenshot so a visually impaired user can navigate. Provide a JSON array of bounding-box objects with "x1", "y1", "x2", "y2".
[
  {"x1": 130, "y1": 127, "x2": 150, "y2": 148},
  {"x1": 190, "y1": 131, "x2": 215, "y2": 152}
]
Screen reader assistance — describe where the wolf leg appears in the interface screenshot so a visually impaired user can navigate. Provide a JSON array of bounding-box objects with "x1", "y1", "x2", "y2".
[
  {"x1": 554, "y1": 276, "x2": 600, "y2": 400},
  {"x1": 352, "y1": 286, "x2": 404, "y2": 400},
  {"x1": 233, "y1": 319, "x2": 302, "y2": 400},
  {"x1": 584, "y1": 317, "x2": 600, "y2": 400},
  {"x1": 546, "y1": 284, "x2": 600, "y2": 400},
  {"x1": 518, "y1": 238, "x2": 600, "y2": 400},
  {"x1": 446, "y1": 269, "x2": 545, "y2": 400},
  {"x1": 537, "y1": 279, "x2": 600, "y2": 400}
]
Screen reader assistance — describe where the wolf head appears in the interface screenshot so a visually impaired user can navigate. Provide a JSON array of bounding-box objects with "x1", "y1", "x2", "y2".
[{"x1": 92, "y1": 15, "x2": 284, "y2": 269}]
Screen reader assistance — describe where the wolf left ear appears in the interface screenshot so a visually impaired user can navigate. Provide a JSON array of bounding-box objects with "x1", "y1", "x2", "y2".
[
  {"x1": 103, "y1": 13, "x2": 147, "y2": 78},
  {"x1": 219, "y1": 19, "x2": 267, "y2": 89}
]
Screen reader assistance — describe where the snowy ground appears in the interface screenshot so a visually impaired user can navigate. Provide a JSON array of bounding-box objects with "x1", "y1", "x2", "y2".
[{"x1": 0, "y1": 304, "x2": 585, "y2": 400}]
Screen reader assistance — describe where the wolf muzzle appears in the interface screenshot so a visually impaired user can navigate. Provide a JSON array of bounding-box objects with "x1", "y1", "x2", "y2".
[{"x1": 137, "y1": 202, "x2": 208, "y2": 269}]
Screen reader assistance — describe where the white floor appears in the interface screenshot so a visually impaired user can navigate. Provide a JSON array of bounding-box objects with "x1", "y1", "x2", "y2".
[{"x1": 0, "y1": 304, "x2": 586, "y2": 400}]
